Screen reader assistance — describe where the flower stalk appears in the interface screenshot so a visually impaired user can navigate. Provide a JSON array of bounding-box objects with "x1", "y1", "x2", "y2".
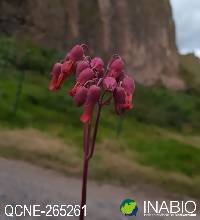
[
  {"x1": 48, "y1": 44, "x2": 135, "y2": 220},
  {"x1": 80, "y1": 123, "x2": 90, "y2": 220},
  {"x1": 80, "y1": 103, "x2": 102, "y2": 220}
]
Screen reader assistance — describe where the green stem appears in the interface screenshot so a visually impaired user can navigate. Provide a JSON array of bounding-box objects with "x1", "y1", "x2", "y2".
[
  {"x1": 12, "y1": 71, "x2": 25, "y2": 117},
  {"x1": 116, "y1": 115, "x2": 124, "y2": 137}
]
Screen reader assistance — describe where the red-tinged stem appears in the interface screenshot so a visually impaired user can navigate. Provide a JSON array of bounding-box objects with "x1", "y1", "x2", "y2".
[
  {"x1": 83, "y1": 124, "x2": 88, "y2": 153},
  {"x1": 80, "y1": 159, "x2": 89, "y2": 220},
  {"x1": 80, "y1": 123, "x2": 90, "y2": 220},
  {"x1": 80, "y1": 94, "x2": 104, "y2": 219},
  {"x1": 87, "y1": 104, "x2": 102, "y2": 160}
]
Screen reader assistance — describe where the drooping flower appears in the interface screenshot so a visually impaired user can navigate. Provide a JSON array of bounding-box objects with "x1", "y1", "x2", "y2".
[
  {"x1": 91, "y1": 57, "x2": 104, "y2": 74},
  {"x1": 74, "y1": 86, "x2": 88, "y2": 107},
  {"x1": 49, "y1": 45, "x2": 85, "y2": 91},
  {"x1": 80, "y1": 85, "x2": 101, "y2": 123},
  {"x1": 69, "y1": 83, "x2": 79, "y2": 97},
  {"x1": 69, "y1": 68, "x2": 94, "y2": 97},
  {"x1": 103, "y1": 76, "x2": 117, "y2": 91},
  {"x1": 48, "y1": 62, "x2": 62, "y2": 91},
  {"x1": 121, "y1": 75, "x2": 135, "y2": 110},
  {"x1": 55, "y1": 60, "x2": 74, "y2": 88},
  {"x1": 122, "y1": 75, "x2": 135, "y2": 95},
  {"x1": 65, "y1": 45, "x2": 84, "y2": 62},
  {"x1": 48, "y1": 44, "x2": 135, "y2": 123},
  {"x1": 108, "y1": 57, "x2": 124, "y2": 78},
  {"x1": 76, "y1": 61, "x2": 90, "y2": 78},
  {"x1": 113, "y1": 86, "x2": 126, "y2": 114},
  {"x1": 69, "y1": 67, "x2": 94, "y2": 97},
  {"x1": 77, "y1": 68, "x2": 94, "y2": 85},
  {"x1": 124, "y1": 94, "x2": 133, "y2": 110}
]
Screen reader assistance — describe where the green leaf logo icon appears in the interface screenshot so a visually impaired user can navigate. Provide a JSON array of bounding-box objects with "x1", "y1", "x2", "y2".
[{"x1": 120, "y1": 199, "x2": 138, "y2": 216}]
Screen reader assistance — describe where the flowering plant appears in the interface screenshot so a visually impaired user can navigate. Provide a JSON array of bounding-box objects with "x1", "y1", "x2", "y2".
[{"x1": 48, "y1": 44, "x2": 135, "y2": 220}]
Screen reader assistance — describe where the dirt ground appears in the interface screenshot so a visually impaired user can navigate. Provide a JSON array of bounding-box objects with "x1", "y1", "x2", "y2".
[{"x1": 0, "y1": 158, "x2": 198, "y2": 220}]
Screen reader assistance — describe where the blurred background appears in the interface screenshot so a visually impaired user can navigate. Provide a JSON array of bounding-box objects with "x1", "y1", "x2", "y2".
[{"x1": 0, "y1": 0, "x2": 199, "y2": 219}]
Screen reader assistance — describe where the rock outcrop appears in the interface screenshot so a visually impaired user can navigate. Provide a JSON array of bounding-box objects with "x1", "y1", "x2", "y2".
[{"x1": 0, "y1": 0, "x2": 185, "y2": 89}]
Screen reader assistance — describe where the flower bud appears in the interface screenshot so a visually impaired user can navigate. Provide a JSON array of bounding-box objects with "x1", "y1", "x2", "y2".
[
  {"x1": 80, "y1": 85, "x2": 101, "y2": 123},
  {"x1": 54, "y1": 60, "x2": 74, "y2": 89},
  {"x1": 48, "y1": 63, "x2": 62, "y2": 91},
  {"x1": 69, "y1": 82, "x2": 79, "y2": 97},
  {"x1": 124, "y1": 94, "x2": 133, "y2": 110},
  {"x1": 113, "y1": 86, "x2": 126, "y2": 114},
  {"x1": 91, "y1": 57, "x2": 104, "y2": 72},
  {"x1": 109, "y1": 58, "x2": 124, "y2": 71},
  {"x1": 51, "y1": 62, "x2": 62, "y2": 76},
  {"x1": 108, "y1": 58, "x2": 124, "y2": 78},
  {"x1": 115, "y1": 87, "x2": 133, "y2": 112},
  {"x1": 122, "y1": 75, "x2": 135, "y2": 95},
  {"x1": 86, "y1": 85, "x2": 101, "y2": 105},
  {"x1": 103, "y1": 77, "x2": 117, "y2": 91},
  {"x1": 113, "y1": 87, "x2": 126, "y2": 105},
  {"x1": 61, "y1": 60, "x2": 74, "y2": 75},
  {"x1": 68, "y1": 45, "x2": 84, "y2": 62},
  {"x1": 74, "y1": 86, "x2": 88, "y2": 106},
  {"x1": 76, "y1": 61, "x2": 90, "y2": 78},
  {"x1": 77, "y1": 68, "x2": 94, "y2": 84}
]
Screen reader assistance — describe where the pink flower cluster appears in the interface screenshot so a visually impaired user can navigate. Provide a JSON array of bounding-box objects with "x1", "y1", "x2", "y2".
[{"x1": 48, "y1": 44, "x2": 135, "y2": 123}]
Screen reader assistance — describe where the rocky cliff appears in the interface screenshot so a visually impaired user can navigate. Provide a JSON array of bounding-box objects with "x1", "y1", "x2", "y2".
[{"x1": 0, "y1": 0, "x2": 185, "y2": 89}]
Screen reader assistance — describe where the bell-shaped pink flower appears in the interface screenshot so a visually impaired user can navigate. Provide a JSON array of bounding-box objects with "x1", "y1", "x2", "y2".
[
  {"x1": 91, "y1": 57, "x2": 104, "y2": 72},
  {"x1": 50, "y1": 45, "x2": 83, "y2": 91},
  {"x1": 77, "y1": 68, "x2": 94, "y2": 85},
  {"x1": 121, "y1": 75, "x2": 135, "y2": 110},
  {"x1": 70, "y1": 66, "x2": 94, "y2": 96},
  {"x1": 91, "y1": 57, "x2": 104, "y2": 77},
  {"x1": 48, "y1": 63, "x2": 62, "y2": 91},
  {"x1": 108, "y1": 57, "x2": 124, "y2": 78},
  {"x1": 123, "y1": 94, "x2": 133, "y2": 110},
  {"x1": 76, "y1": 61, "x2": 90, "y2": 78},
  {"x1": 113, "y1": 86, "x2": 126, "y2": 114},
  {"x1": 80, "y1": 85, "x2": 101, "y2": 123},
  {"x1": 74, "y1": 86, "x2": 88, "y2": 107},
  {"x1": 69, "y1": 82, "x2": 80, "y2": 97},
  {"x1": 68, "y1": 45, "x2": 84, "y2": 62},
  {"x1": 54, "y1": 60, "x2": 74, "y2": 89},
  {"x1": 122, "y1": 75, "x2": 135, "y2": 95},
  {"x1": 103, "y1": 77, "x2": 117, "y2": 91}
]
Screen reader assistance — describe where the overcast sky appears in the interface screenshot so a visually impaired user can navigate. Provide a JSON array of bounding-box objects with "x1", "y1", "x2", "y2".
[{"x1": 170, "y1": 0, "x2": 200, "y2": 57}]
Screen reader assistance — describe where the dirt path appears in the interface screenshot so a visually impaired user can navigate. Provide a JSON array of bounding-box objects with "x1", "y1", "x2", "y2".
[{"x1": 0, "y1": 158, "x2": 198, "y2": 220}]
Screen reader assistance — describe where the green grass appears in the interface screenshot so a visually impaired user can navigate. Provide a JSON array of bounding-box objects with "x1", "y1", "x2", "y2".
[
  {"x1": 132, "y1": 138, "x2": 200, "y2": 176},
  {"x1": 121, "y1": 118, "x2": 200, "y2": 176},
  {"x1": 0, "y1": 36, "x2": 200, "y2": 197},
  {"x1": 133, "y1": 84, "x2": 200, "y2": 131}
]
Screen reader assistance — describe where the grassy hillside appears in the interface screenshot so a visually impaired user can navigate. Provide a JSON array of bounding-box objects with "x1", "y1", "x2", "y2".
[
  {"x1": 179, "y1": 54, "x2": 200, "y2": 95},
  {"x1": 0, "y1": 36, "x2": 200, "y2": 197}
]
